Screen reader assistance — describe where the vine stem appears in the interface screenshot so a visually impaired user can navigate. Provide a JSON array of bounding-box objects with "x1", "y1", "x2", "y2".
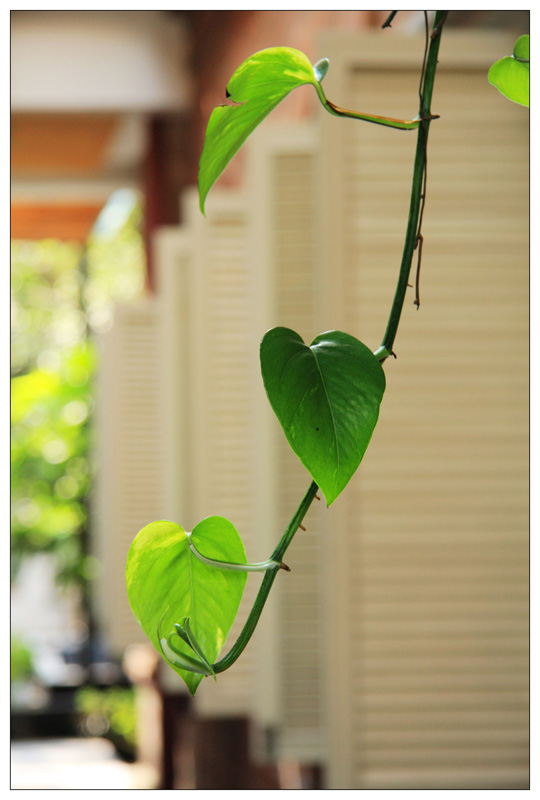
[
  {"x1": 380, "y1": 10, "x2": 447, "y2": 355},
  {"x1": 213, "y1": 480, "x2": 319, "y2": 673},
  {"x1": 209, "y1": 11, "x2": 448, "y2": 676}
]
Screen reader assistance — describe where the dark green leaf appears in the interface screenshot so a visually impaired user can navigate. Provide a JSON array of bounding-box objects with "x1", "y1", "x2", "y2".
[
  {"x1": 260, "y1": 328, "x2": 386, "y2": 506},
  {"x1": 198, "y1": 47, "x2": 320, "y2": 213},
  {"x1": 126, "y1": 516, "x2": 247, "y2": 694}
]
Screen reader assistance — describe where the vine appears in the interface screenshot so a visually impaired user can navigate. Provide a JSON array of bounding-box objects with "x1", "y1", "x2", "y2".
[{"x1": 126, "y1": 10, "x2": 448, "y2": 696}]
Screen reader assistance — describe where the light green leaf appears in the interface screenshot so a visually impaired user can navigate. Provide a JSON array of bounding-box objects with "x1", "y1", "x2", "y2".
[
  {"x1": 126, "y1": 516, "x2": 247, "y2": 695},
  {"x1": 260, "y1": 328, "x2": 386, "y2": 506},
  {"x1": 198, "y1": 47, "x2": 320, "y2": 213},
  {"x1": 488, "y1": 35, "x2": 529, "y2": 107}
]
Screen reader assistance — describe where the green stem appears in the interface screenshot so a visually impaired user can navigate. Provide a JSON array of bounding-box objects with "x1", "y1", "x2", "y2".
[
  {"x1": 323, "y1": 98, "x2": 421, "y2": 130},
  {"x1": 186, "y1": 533, "x2": 280, "y2": 572},
  {"x1": 213, "y1": 480, "x2": 319, "y2": 673},
  {"x1": 380, "y1": 10, "x2": 447, "y2": 355},
  {"x1": 314, "y1": 80, "x2": 422, "y2": 131},
  {"x1": 382, "y1": 11, "x2": 399, "y2": 29}
]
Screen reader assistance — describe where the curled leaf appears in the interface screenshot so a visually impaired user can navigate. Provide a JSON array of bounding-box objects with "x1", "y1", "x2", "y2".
[
  {"x1": 174, "y1": 617, "x2": 216, "y2": 679},
  {"x1": 313, "y1": 57, "x2": 330, "y2": 83},
  {"x1": 513, "y1": 34, "x2": 529, "y2": 61}
]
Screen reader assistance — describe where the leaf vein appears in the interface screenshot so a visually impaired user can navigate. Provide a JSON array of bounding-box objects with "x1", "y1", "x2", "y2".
[{"x1": 311, "y1": 348, "x2": 340, "y2": 477}]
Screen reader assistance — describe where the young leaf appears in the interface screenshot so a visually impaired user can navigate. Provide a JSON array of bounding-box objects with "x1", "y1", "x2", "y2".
[
  {"x1": 488, "y1": 35, "x2": 529, "y2": 107},
  {"x1": 174, "y1": 617, "x2": 216, "y2": 679},
  {"x1": 198, "y1": 47, "x2": 321, "y2": 213},
  {"x1": 513, "y1": 34, "x2": 529, "y2": 61},
  {"x1": 260, "y1": 327, "x2": 386, "y2": 506},
  {"x1": 126, "y1": 516, "x2": 247, "y2": 695}
]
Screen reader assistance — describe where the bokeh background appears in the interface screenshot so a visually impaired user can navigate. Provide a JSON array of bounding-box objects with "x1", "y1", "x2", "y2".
[{"x1": 11, "y1": 10, "x2": 529, "y2": 790}]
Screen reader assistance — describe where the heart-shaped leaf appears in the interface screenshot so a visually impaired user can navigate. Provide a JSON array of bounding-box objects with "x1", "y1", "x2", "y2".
[
  {"x1": 198, "y1": 47, "x2": 322, "y2": 213},
  {"x1": 488, "y1": 35, "x2": 529, "y2": 107},
  {"x1": 260, "y1": 328, "x2": 386, "y2": 506},
  {"x1": 126, "y1": 516, "x2": 247, "y2": 695}
]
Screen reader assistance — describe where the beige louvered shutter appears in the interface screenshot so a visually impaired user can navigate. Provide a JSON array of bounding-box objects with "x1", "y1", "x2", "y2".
[
  {"x1": 93, "y1": 300, "x2": 167, "y2": 656},
  {"x1": 152, "y1": 225, "x2": 192, "y2": 530},
  {"x1": 244, "y1": 125, "x2": 328, "y2": 760},
  {"x1": 318, "y1": 31, "x2": 528, "y2": 789},
  {"x1": 188, "y1": 189, "x2": 263, "y2": 716},
  {"x1": 154, "y1": 190, "x2": 267, "y2": 713},
  {"x1": 151, "y1": 223, "x2": 193, "y2": 696},
  {"x1": 154, "y1": 128, "x2": 329, "y2": 760}
]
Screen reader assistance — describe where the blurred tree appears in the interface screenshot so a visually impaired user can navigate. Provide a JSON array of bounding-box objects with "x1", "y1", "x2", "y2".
[
  {"x1": 76, "y1": 685, "x2": 137, "y2": 758},
  {"x1": 11, "y1": 343, "x2": 96, "y2": 586},
  {"x1": 11, "y1": 191, "x2": 146, "y2": 593}
]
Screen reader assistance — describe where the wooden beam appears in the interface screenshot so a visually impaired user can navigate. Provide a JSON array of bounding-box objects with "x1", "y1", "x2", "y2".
[
  {"x1": 11, "y1": 113, "x2": 118, "y2": 174},
  {"x1": 11, "y1": 202, "x2": 103, "y2": 241}
]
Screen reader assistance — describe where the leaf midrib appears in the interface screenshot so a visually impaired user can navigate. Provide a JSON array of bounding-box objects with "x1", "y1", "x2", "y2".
[
  {"x1": 230, "y1": 75, "x2": 313, "y2": 94},
  {"x1": 187, "y1": 542, "x2": 197, "y2": 636},
  {"x1": 276, "y1": 338, "x2": 341, "y2": 484},
  {"x1": 311, "y1": 344, "x2": 340, "y2": 479}
]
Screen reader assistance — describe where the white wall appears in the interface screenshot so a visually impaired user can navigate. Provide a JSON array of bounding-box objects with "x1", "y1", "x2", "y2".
[{"x1": 11, "y1": 10, "x2": 190, "y2": 113}]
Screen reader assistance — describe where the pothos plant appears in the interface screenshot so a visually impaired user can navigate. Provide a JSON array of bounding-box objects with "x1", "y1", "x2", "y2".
[{"x1": 126, "y1": 11, "x2": 450, "y2": 696}]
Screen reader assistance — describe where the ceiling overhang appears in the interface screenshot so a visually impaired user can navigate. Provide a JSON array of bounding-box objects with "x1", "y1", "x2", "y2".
[{"x1": 11, "y1": 10, "x2": 191, "y2": 114}]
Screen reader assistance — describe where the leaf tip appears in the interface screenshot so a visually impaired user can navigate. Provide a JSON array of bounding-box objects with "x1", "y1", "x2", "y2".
[
  {"x1": 198, "y1": 187, "x2": 207, "y2": 217},
  {"x1": 324, "y1": 491, "x2": 336, "y2": 508}
]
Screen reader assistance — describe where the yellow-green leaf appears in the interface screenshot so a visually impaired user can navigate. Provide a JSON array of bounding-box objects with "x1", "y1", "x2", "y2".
[
  {"x1": 488, "y1": 35, "x2": 529, "y2": 107},
  {"x1": 126, "y1": 516, "x2": 247, "y2": 695},
  {"x1": 198, "y1": 48, "x2": 319, "y2": 213}
]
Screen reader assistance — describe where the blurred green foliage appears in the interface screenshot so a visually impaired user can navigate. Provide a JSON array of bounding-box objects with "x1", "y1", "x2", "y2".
[
  {"x1": 11, "y1": 343, "x2": 96, "y2": 585},
  {"x1": 76, "y1": 686, "x2": 137, "y2": 752},
  {"x1": 11, "y1": 191, "x2": 146, "y2": 588},
  {"x1": 11, "y1": 634, "x2": 35, "y2": 683}
]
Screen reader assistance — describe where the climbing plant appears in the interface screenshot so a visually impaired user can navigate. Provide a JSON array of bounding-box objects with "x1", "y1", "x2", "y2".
[{"x1": 126, "y1": 11, "x2": 449, "y2": 696}]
